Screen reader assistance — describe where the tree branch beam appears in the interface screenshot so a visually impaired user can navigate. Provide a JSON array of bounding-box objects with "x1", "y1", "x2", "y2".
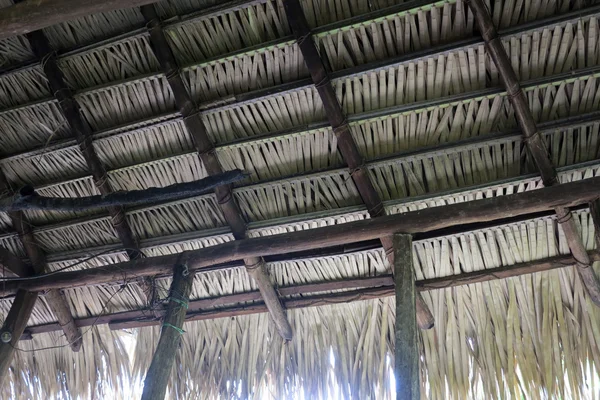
[{"x1": 1, "y1": 175, "x2": 598, "y2": 296}]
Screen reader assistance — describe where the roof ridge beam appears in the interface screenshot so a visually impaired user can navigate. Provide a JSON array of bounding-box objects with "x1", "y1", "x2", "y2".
[
  {"x1": 283, "y1": 0, "x2": 435, "y2": 329},
  {"x1": 466, "y1": 0, "x2": 600, "y2": 306},
  {"x1": 141, "y1": 4, "x2": 293, "y2": 340}
]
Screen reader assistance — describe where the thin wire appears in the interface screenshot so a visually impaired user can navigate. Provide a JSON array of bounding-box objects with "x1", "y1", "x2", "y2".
[
  {"x1": 0, "y1": 247, "x2": 146, "y2": 282},
  {"x1": 12, "y1": 284, "x2": 127, "y2": 352}
]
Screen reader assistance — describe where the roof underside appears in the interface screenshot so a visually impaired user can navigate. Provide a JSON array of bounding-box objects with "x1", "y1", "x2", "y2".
[{"x1": 1, "y1": 0, "x2": 600, "y2": 398}]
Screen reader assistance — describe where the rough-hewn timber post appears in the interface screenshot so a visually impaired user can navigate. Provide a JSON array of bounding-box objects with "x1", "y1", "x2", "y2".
[
  {"x1": 141, "y1": 264, "x2": 193, "y2": 400},
  {"x1": 394, "y1": 233, "x2": 420, "y2": 400}
]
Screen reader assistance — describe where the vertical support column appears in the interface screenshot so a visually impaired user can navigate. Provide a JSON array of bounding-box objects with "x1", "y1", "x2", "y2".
[
  {"x1": 394, "y1": 233, "x2": 419, "y2": 400},
  {"x1": 141, "y1": 264, "x2": 193, "y2": 400}
]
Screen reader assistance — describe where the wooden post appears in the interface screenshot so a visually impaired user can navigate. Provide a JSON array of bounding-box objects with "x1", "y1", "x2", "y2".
[
  {"x1": 394, "y1": 234, "x2": 419, "y2": 400},
  {"x1": 141, "y1": 264, "x2": 193, "y2": 400}
]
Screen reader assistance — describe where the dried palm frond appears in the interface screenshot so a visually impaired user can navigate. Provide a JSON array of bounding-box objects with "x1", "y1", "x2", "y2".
[
  {"x1": 183, "y1": 42, "x2": 308, "y2": 103},
  {"x1": 59, "y1": 34, "x2": 160, "y2": 89},
  {"x1": 0, "y1": 66, "x2": 49, "y2": 108},
  {"x1": 165, "y1": 0, "x2": 289, "y2": 65},
  {"x1": 43, "y1": 8, "x2": 144, "y2": 50},
  {"x1": 0, "y1": 36, "x2": 34, "y2": 68},
  {"x1": 76, "y1": 75, "x2": 175, "y2": 130},
  {"x1": 155, "y1": 0, "x2": 222, "y2": 19},
  {"x1": 0, "y1": 101, "x2": 68, "y2": 155}
]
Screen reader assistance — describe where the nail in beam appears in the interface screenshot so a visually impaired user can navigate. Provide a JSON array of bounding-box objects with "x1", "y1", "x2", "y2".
[
  {"x1": 2, "y1": 175, "x2": 598, "y2": 296},
  {"x1": 141, "y1": 265, "x2": 193, "y2": 400},
  {"x1": 282, "y1": 0, "x2": 435, "y2": 329},
  {"x1": 394, "y1": 234, "x2": 419, "y2": 400},
  {"x1": 465, "y1": 0, "x2": 600, "y2": 306},
  {"x1": 141, "y1": 5, "x2": 293, "y2": 340}
]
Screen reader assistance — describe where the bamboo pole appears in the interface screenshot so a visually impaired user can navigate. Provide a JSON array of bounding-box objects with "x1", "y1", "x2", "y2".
[
  {"x1": 141, "y1": 264, "x2": 193, "y2": 400},
  {"x1": 394, "y1": 234, "x2": 419, "y2": 400},
  {"x1": 141, "y1": 4, "x2": 293, "y2": 340},
  {"x1": 465, "y1": 0, "x2": 600, "y2": 306},
  {"x1": 1, "y1": 175, "x2": 598, "y2": 296},
  {"x1": 282, "y1": 0, "x2": 435, "y2": 329}
]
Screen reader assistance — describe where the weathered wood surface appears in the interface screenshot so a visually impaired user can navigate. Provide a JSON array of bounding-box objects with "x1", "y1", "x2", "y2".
[
  {"x1": 141, "y1": 264, "x2": 194, "y2": 400},
  {"x1": 283, "y1": 0, "x2": 435, "y2": 329},
  {"x1": 142, "y1": 4, "x2": 293, "y2": 340},
  {"x1": 0, "y1": 0, "x2": 158, "y2": 40},
  {"x1": 1, "y1": 175, "x2": 598, "y2": 296},
  {"x1": 394, "y1": 234, "x2": 420, "y2": 400}
]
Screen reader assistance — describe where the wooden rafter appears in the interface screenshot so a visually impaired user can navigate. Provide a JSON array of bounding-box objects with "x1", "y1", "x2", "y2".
[
  {"x1": 466, "y1": 0, "x2": 600, "y2": 306},
  {"x1": 141, "y1": 4, "x2": 293, "y2": 340},
  {"x1": 282, "y1": 0, "x2": 436, "y2": 329},
  {"x1": 0, "y1": 173, "x2": 82, "y2": 352},
  {"x1": 1, "y1": 175, "x2": 598, "y2": 296},
  {"x1": 23, "y1": 28, "x2": 158, "y2": 306}
]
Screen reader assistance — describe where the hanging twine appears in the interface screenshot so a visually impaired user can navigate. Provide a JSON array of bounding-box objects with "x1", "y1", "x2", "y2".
[{"x1": 162, "y1": 323, "x2": 185, "y2": 335}]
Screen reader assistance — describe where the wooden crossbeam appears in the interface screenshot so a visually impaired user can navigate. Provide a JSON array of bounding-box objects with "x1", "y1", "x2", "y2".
[
  {"x1": 282, "y1": 0, "x2": 436, "y2": 329},
  {"x1": 18, "y1": 249, "x2": 598, "y2": 338},
  {"x1": 23, "y1": 27, "x2": 158, "y2": 307},
  {"x1": 466, "y1": 0, "x2": 600, "y2": 306},
  {"x1": 141, "y1": 4, "x2": 293, "y2": 340},
  {"x1": 1, "y1": 175, "x2": 598, "y2": 297}
]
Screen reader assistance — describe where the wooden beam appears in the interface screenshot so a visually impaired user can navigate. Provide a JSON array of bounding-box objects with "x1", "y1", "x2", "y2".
[
  {"x1": 141, "y1": 264, "x2": 193, "y2": 400},
  {"x1": 465, "y1": 0, "x2": 600, "y2": 307},
  {"x1": 282, "y1": 0, "x2": 434, "y2": 329},
  {"x1": 141, "y1": 5, "x2": 293, "y2": 340},
  {"x1": 0, "y1": 247, "x2": 33, "y2": 278},
  {"x1": 0, "y1": 173, "x2": 82, "y2": 352},
  {"x1": 0, "y1": 289, "x2": 38, "y2": 384},
  {"x1": 589, "y1": 199, "x2": 600, "y2": 248},
  {"x1": 23, "y1": 27, "x2": 158, "y2": 306},
  {"x1": 1, "y1": 175, "x2": 599, "y2": 296},
  {"x1": 394, "y1": 234, "x2": 419, "y2": 400},
  {"x1": 0, "y1": 0, "x2": 158, "y2": 40},
  {"x1": 20, "y1": 250, "x2": 600, "y2": 338}
]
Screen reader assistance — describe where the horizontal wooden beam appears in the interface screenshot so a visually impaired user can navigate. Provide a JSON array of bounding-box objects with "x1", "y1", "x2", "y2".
[
  {"x1": 19, "y1": 248, "x2": 600, "y2": 339},
  {"x1": 0, "y1": 0, "x2": 158, "y2": 40},
  {"x1": 1, "y1": 175, "x2": 598, "y2": 297}
]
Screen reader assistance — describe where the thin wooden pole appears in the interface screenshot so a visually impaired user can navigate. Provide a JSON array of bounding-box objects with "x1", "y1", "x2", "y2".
[
  {"x1": 394, "y1": 234, "x2": 419, "y2": 400},
  {"x1": 465, "y1": 0, "x2": 600, "y2": 306},
  {"x1": 141, "y1": 4, "x2": 293, "y2": 340},
  {"x1": 1, "y1": 175, "x2": 599, "y2": 296},
  {"x1": 141, "y1": 264, "x2": 193, "y2": 400},
  {"x1": 283, "y1": 0, "x2": 434, "y2": 329}
]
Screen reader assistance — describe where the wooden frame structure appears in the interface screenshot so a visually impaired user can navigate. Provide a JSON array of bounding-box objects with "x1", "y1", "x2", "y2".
[{"x1": 0, "y1": 0, "x2": 599, "y2": 398}]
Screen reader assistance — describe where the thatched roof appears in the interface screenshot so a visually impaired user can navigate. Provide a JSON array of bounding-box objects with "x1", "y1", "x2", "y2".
[{"x1": 1, "y1": 0, "x2": 600, "y2": 398}]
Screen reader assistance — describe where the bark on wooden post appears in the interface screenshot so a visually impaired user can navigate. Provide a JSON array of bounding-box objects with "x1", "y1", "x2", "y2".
[
  {"x1": 0, "y1": 289, "x2": 38, "y2": 385},
  {"x1": 141, "y1": 264, "x2": 193, "y2": 400},
  {"x1": 394, "y1": 234, "x2": 420, "y2": 400}
]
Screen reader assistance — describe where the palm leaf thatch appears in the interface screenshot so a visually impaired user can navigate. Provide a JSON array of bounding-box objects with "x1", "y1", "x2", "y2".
[{"x1": 1, "y1": 0, "x2": 600, "y2": 398}]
